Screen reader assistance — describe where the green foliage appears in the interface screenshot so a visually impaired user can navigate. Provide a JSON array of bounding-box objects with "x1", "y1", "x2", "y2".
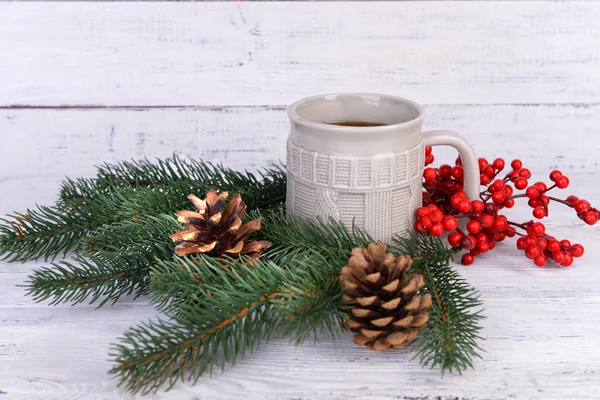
[
  {"x1": 0, "y1": 155, "x2": 484, "y2": 394},
  {"x1": 0, "y1": 156, "x2": 286, "y2": 262},
  {"x1": 27, "y1": 215, "x2": 179, "y2": 307},
  {"x1": 0, "y1": 194, "x2": 124, "y2": 262},
  {"x1": 111, "y1": 253, "x2": 345, "y2": 394},
  {"x1": 392, "y1": 234, "x2": 484, "y2": 374}
]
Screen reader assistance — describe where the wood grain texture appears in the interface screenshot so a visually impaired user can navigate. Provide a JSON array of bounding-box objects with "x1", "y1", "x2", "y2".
[
  {"x1": 1, "y1": 175, "x2": 600, "y2": 400},
  {"x1": 0, "y1": 2, "x2": 599, "y2": 106},
  {"x1": 1, "y1": 104, "x2": 599, "y2": 182}
]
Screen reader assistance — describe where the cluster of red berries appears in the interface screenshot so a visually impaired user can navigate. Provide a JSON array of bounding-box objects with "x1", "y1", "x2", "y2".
[{"x1": 417, "y1": 148, "x2": 598, "y2": 267}]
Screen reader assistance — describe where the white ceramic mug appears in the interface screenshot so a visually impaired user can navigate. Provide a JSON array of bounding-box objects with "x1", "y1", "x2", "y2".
[{"x1": 286, "y1": 93, "x2": 479, "y2": 242}]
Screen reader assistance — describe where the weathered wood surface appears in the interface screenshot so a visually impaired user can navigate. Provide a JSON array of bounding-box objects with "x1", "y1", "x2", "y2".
[
  {"x1": 1, "y1": 1, "x2": 600, "y2": 399},
  {"x1": 0, "y1": 2, "x2": 599, "y2": 106},
  {"x1": 1, "y1": 104, "x2": 599, "y2": 181}
]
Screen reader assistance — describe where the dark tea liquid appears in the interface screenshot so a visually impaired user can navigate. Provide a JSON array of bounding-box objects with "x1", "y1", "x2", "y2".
[{"x1": 326, "y1": 121, "x2": 389, "y2": 127}]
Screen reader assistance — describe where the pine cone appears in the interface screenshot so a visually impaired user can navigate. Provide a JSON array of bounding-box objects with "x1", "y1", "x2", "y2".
[
  {"x1": 170, "y1": 189, "x2": 271, "y2": 260},
  {"x1": 339, "y1": 243, "x2": 432, "y2": 351}
]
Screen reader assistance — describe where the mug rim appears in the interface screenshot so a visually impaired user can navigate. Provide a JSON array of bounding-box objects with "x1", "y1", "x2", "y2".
[{"x1": 287, "y1": 93, "x2": 426, "y2": 131}]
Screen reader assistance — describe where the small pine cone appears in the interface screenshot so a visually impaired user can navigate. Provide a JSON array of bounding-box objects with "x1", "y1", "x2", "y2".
[
  {"x1": 339, "y1": 243, "x2": 432, "y2": 351},
  {"x1": 170, "y1": 189, "x2": 271, "y2": 261}
]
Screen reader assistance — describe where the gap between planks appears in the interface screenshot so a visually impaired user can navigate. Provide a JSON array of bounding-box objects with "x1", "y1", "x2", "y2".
[{"x1": 2, "y1": 103, "x2": 600, "y2": 110}]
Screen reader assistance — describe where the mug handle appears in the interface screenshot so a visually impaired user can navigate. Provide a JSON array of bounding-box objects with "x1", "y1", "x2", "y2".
[{"x1": 422, "y1": 130, "x2": 480, "y2": 202}]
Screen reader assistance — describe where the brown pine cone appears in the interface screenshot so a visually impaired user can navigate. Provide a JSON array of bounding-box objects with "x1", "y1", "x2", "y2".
[
  {"x1": 339, "y1": 243, "x2": 432, "y2": 351},
  {"x1": 170, "y1": 189, "x2": 271, "y2": 260}
]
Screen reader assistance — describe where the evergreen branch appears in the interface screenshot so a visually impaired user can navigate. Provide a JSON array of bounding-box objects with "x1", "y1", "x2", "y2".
[
  {"x1": 255, "y1": 210, "x2": 372, "y2": 263},
  {"x1": 26, "y1": 215, "x2": 178, "y2": 307},
  {"x1": 0, "y1": 194, "x2": 124, "y2": 262},
  {"x1": 88, "y1": 155, "x2": 287, "y2": 210},
  {"x1": 111, "y1": 250, "x2": 351, "y2": 393},
  {"x1": 392, "y1": 234, "x2": 484, "y2": 374}
]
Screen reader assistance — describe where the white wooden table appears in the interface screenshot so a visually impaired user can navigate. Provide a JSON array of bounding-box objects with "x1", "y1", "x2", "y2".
[{"x1": 1, "y1": 2, "x2": 600, "y2": 399}]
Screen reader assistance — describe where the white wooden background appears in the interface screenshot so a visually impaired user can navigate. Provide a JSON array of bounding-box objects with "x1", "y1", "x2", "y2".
[{"x1": 1, "y1": 2, "x2": 600, "y2": 399}]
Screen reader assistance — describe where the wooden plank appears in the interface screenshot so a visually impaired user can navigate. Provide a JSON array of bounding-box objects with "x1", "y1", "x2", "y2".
[
  {"x1": 0, "y1": 2, "x2": 599, "y2": 106},
  {"x1": 2, "y1": 178, "x2": 600, "y2": 399},
  {"x1": 0, "y1": 104, "x2": 599, "y2": 182}
]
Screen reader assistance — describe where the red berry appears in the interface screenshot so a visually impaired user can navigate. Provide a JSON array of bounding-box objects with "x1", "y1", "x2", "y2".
[
  {"x1": 553, "y1": 251, "x2": 566, "y2": 264},
  {"x1": 480, "y1": 175, "x2": 491, "y2": 185},
  {"x1": 583, "y1": 211, "x2": 599, "y2": 225},
  {"x1": 455, "y1": 192, "x2": 468, "y2": 199},
  {"x1": 570, "y1": 244, "x2": 584, "y2": 258},
  {"x1": 534, "y1": 255, "x2": 547, "y2": 267},
  {"x1": 424, "y1": 167, "x2": 437, "y2": 181},
  {"x1": 448, "y1": 232, "x2": 463, "y2": 247},
  {"x1": 528, "y1": 199, "x2": 543, "y2": 208},
  {"x1": 492, "y1": 192, "x2": 505, "y2": 204},
  {"x1": 439, "y1": 164, "x2": 452, "y2": 179},
  {"x1": 461, "y1": 235, "x2": 476, "y2": 250},
  {"x1": 415, "y1": 221, "x2": 424, "y2": 232},
  {"x1": 503, "y1": 185, "x2": 513, "y2": 197},
  {"x1": 516, "y1": 237, "x2": 527, "y2": 250},
  {"x1": 478, "y1": 242, "x2": 490, "y2": 253},
  {"x1": 503, "y1": 199, "x2": 515, "y2": 208},
  {"x1": 534, "y1": 181, "x2": 547, "y2": 191},
  {"x1": 467, "y1": 220, "x2": 482, "y2": 234},
  {"x1": 450, "y1": 196, "x2": 463, "y2": 209},
  {"x1": 478, "y1": 158, "x2": 489, "y2": 171},
  {"x1": 575, "y1": 200, "x2": 591, "y2": 213},
  {"x1": 451, "y1": 166, "x2": 464, "y2": 179},
  {"x1": 526, "y1": 245, "x2": 541, "y2": 259},
  {"x1": 508, "y1": 170, "x2": 519, "y2": 180},
  {"x1": 511, "y1": 159, "x2": 522, "y2": 170},
  {"x1": 493, "y1": 158, "x2": 505, "y2": 170},
  {"x1": 538, "y1": 238, "x2": 548, "y2": 250},
  {"x1": 430, "y1": 222, "x2": 445, "y2": 237},
  {"x1": 519, "y1": 168, "x2": 531, "y2": 179},
  {"x1": 492, "y1": 179, "x2": 505, "y2": 191},
  {"x1": 489, "y1": 241, "x2": 496, "y2": 250},
  {"x1": 540, "y1": 195, "x2": 549, "y2": 205},
  {"x1": 417, "y1": 207, "x2": 430, "y2": 218},
  {"x1": 497, "y1": 233, "x2": 507, "y2": 241},
  {"x1": 484, "y1": 203, "x2": 497, "y2": 215},
  {"x1": 427, "y1": 204, "x2": 439, "y2": 212},
  {"x1": 461, "y1": 253, "x2": 474, "y2": 266},
  {"x1": 514, "y1": 177, "x2": 528, "y2": 190},
  {"x1": 530, "y1": 222, "x2": 545, "y2": 235},
  {"x1": 505, "y1": 228, "x2": 516, "y2": 237},
  {"x1": 549, "y1": 170, "x2": 562, "y2": 181},
  {"x1": 425, "y1": 154, "x2": 434, "y2": 165},
  {"x1": 560, "y1": 239, "x2": 571, "y2": 247},
  {"x1": 457, "y1": 200, "x2": 472, "y2": 213},
  {"x1": 561, "y1": 254, "x2": 574, "y2": 267},
  {"x1": 526, "y1": 186, "x2": 540, "y2": 199},
  {"x1": 476, "y1": 233, "x2": 489, "y2": 243},
  {"x1": 482, "y1": 214, "x2": 495, "y2": 228},
  {"x1": 493, "y1": 217, "x2": 507, "y2": 231},
  {"x1": 533, "y1": 207, "x2": 545, "y2": 219},
  {"x1": 566, "y1": 195, "x2": 579, "y2": 206},
  {"x1": 483, "y1": 165, "x2": 495, "y2": 177},
  {"x1": 547, "y1": 240, "x2": 561, "y2": 253},
  {"x1": 470, "y1": 249, "x2": 481, "y2": 257},
  {"x1": 442, "y1": 216, "x2": 458, "y2": 231},
  {"x1": 420, "y1": 216, "x2": 432, "y2": 229},
  {"x1": 471, "y1": 200, "x2": 484, "y2": 212},
  {"x1": 430, "y1": 210, "x2": 444, "y2": 223},
  {"x1": 425, "y1": 146, "x2": 432, "y2": 156},
  {"x1": 524, "y1": 236, "x2": 537, "y2": 247}
]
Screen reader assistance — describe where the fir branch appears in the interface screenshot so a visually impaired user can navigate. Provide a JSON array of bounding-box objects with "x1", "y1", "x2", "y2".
[
  {"x1": 26, "y1": 215, "x2": 178, "y2": 307},
  {"x1": 0, "y1": 194, "x2": 125, "y2": 262},
  {"x1": 80, "y1": 155, "x2": 287, "y2": 210},
  {"x1": 392, "y1": 234, "x2": 484, "y2": 374},
  {"x1": 112, "y1": 252, "x2": 350, "y2": 394}
]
